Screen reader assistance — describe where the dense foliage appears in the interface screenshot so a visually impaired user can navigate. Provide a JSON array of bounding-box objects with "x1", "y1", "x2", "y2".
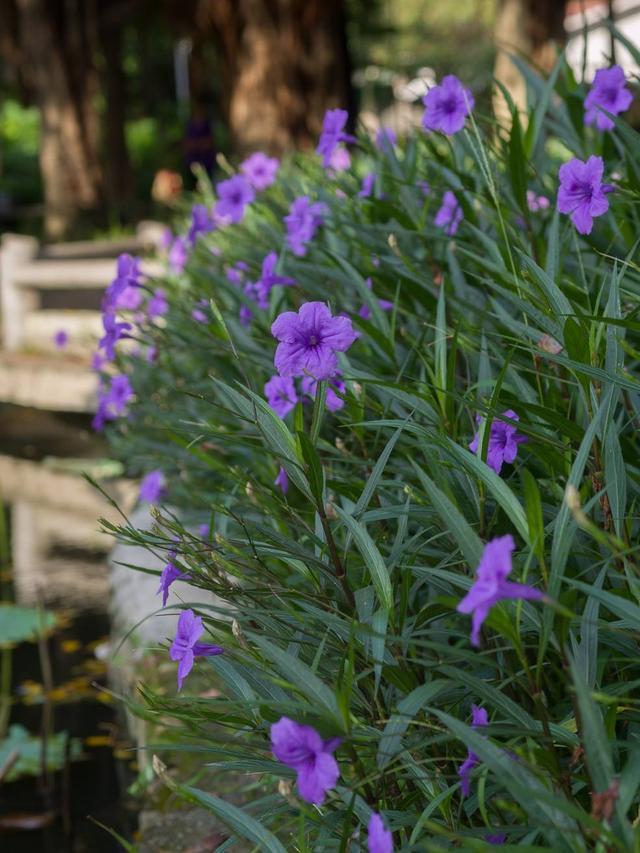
[{"x1": 99, "y1": 43, "x2": 640, "y2": 850}]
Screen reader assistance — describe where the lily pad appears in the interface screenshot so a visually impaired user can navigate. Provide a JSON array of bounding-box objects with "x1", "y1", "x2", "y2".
[
  {"x1": 0, "y1": 724, "x2": 82, "y2": 781},
  {"x1": 0, "y1": 605, "x2": 57, "y2": 645}
]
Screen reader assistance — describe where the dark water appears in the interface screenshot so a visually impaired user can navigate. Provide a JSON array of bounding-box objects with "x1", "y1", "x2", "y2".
[{"x1": 0, "y1": 405, "x2": 137, "y2": 852}]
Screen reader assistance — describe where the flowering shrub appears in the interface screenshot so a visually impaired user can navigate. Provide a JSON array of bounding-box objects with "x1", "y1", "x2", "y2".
[{"x1": 96, "y1": 47, "x2": 640, "y2": 850}]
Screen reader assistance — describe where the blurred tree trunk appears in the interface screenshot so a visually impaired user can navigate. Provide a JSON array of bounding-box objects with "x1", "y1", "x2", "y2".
[
  {"x1": 493, "y1": 0, "x2": 567, "y2": 127},
  {"x1": 16, "y1": 0, "x2": 104, "y2": 239},
  {"x1": 98, "y1": 10, "x2": 133, "y2": 218},
  {"x1": 195, "y1": 0, "x2": 353, "y2": 154}
]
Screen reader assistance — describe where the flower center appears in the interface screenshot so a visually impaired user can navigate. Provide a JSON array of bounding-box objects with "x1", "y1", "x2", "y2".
[
  {"x1": 442, "y1": 96, "x2": 459, "y2": 115},
  {"x1": 308, "y1": 334, "x2": 319, "y2": 346}
]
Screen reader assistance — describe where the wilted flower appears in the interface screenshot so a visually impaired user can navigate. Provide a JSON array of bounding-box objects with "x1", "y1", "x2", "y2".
[
  {"x1": 139, "y1": 469, "x2": 166, "y2": 504},
  {"x1": 557, "y1": 155, "x2": 611, "y2": 235},
  {"x1": 584, "y1": 65, "x2": 633, "y2": 131},
  {"x1": 457, "y1": 534, "x2": 544, "y2": 646},
  {"x1": 435, "y1": 191, "x2": 463, "y2": 236},
  {"x1": 157, "y1": 562, "x2": 189, "y2": 607},
  {"x1": 215, "y1": 175, "x2": 255, "y2": 224},
  {"x1": 368, "y1": 812, "x2": 393, "y2": 853},
  {"x1": 271, "y1": 716, "x2": 340, "y2": 804},
  {"x1": 469, "y1": 409, "x2": 526, "y2": 474},
  {"x1": 265, "y1": 375, "x2": 298, "y2": 418},
  {"x1": 169, "y1": 609, "x2": 223, "y2": 690},
  {"x1": 316, "y1": 108, "x2": 356, "y2": 168},
  {"x1": 274, "y1": 466, "x2": 289, "y2": 494},
  {"x1": 538, "y1": 334, "x2": 563, "y2": 355},
  {"x1": 359, "y1": 173, "x2": 375, "y2": 198},
  {"x1": 422, "y1": 75, "x2": 474, "y2": 135},
  {"x1": 255, "y1": 252, "x2": 295, "y2": 309},
  {"x1": 147, "y1": 289, "x2": 168, "y2": 318},
  {"x1": 301, "y1": 373, "x2": 345, "y2": 412},
  {"x1": 271, "y1": 302, "x2": 357, "y2": 380},
  {"x1": 458, "y1": 704, "x2": 488, "y2": 796},
  {"x1": 240, "y1": 152, "x2": 279, "y2": 191},
  {"x1": 54, "y1": 330, "x2": 68, "y2": 349},
  {"x1": 285, "y1": 196, "x2": 328, "y2": 257}
]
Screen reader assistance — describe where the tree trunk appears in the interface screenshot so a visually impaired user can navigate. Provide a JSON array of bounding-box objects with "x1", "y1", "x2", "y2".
[
  {"x1": 493, "y1": 0, "x2": 567, "y2": 127},
  {"x1": 16, "y1": 0, "x2": 104, "y2": 239},
  {"x1": 197, "y1": 0, "x2": 352, "y2": 155},
  {"x1": 98, "y1": 10, "x2": 132, "y2": 219}
]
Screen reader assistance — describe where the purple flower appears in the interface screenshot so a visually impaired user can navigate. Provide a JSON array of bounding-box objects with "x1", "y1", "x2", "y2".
[
  {"x1": 215, "y1": 175, "x2": 255, "y2": 224},
  {"x1": 98, "y1": 311, "x2": 131, "y2": 361},
  {"x1": 422, "y1": 75, "x2": 474, "y2": 135},
  {"x1": 469, "y1": 409, "x2": 526, "y2": 474},
  {"x1": 114, "y1": 284, "x2": 143, "y2": 311},
  {"x1": 157, "y1": 562, "x2": 190, "y2": 607},
  {"x1": 301, "y1": 373, "x2": 345, "y2": 412},
  {"x1": 92, "y1": 373, "x2": 133, "y2": 430},
  {"x1": 169, "y1": 609, "x2": 223, "y2": 690},
  {"x1": 457, "y1": 534, "x2": 544, "y2": 647},
  {"x1": 368, "y1": 813, "x2": 393, "y2": 853},
  {"x1": 584, "y1": 65, "x2": 633, "y2": 131},
  {"x1": 147, "y1": 289, "x2": 169, "y2": 318},
  {"x1": 435, "y1": 190, "x2": 463, "y2": 236},
  {"x1": 169, "y1": 237, "x2": 188, "y2": 273},
  {"x1": 375, "y1": 127, "x2": 397, "y2": 149},
  {"x1": 104, "y1": 253, "x2": 142, "y2": 309},
  {"x1": 91, "y1": 351, "x2": 105, "y2": 372},
  {"x1": 271, "y1": 302, "x2": 357, "y2": 380},
  {"x1": 275, "y1": 466, "x2": 289, "y2": 494},
  {"x1": 192, "y1": 299, "x2": 208, "y2": 323},
  {"x1": 284, "y1": 196, "x2": 328, "y2": 257},
  {"x1": 358, "y1": 277, "x2": 393, "y2": 320},
  {"x1": 226, "y1": 261, "x2": 248, "y2": 286},
  {"x1": 187, "y1": 204, "x2": 214, "y2": 246},
  {"x1": 316, "y1": 108, "x2": 356, "y2": 168},
  {"x1": 54, "y1": 330, "x2": 68, "y2": 349},
  {"x1": 418, "y1": 181, "x2": 431, "y2": 196},
  {"x1": 487, "y1": 835, "x2": 507, "y2": 845},
  {"x1": 526, "y1": 190, "x2": 550, "y2": 212},
  {"x1": 240, "y1": 152, "x2": 279, "y2": 191},
  {"x1": 458, "y1": 704, "x2": 488, "y2": 796},
  {"x1": 557, "y1": 155, "x2": 611, "y2": 235},
  {"x1": 139, "y1": 469, "x2": 166, "y2": 504},
  {"x1": 265, "y1": 375, "x2": 298, "y2": 418},
  {"x1": 328, "y1": 145, "x2": 351, "y2": 172},
  {"x1": 160, "y1": 228, "x2": 173, "y2": 251},
  {"x1": 359, "y1": 173, "x2": 375, "y2": 198},
  {"x1": 271, "y1": 716, "x2": 340, "y2": 804},
  {"x1": 255, "y1": 252, "x2": 295, "y2": 309},
  {"x1": 239, "y1": 303, "x2": 253, "y2": 326}
]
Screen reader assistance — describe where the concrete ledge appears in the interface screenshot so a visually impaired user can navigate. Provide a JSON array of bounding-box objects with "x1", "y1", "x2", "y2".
[{"x1": 0, "y1": 353, "x2": 97, "y2": 412}]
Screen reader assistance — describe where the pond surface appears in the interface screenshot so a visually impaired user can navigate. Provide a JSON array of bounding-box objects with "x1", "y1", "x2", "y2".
[{"x1": 0, "y1": 404, "x2": 138, "y2": 852}]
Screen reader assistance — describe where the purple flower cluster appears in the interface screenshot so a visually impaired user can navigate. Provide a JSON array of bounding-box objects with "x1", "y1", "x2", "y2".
[
  {"x1": 215, "y1": 175, "x2": 255, "y2": 224},
  {"x1": 285, "y1": 196, "x2": 328, "y2": 257},
  {"x1": 271, "y1": 302, "x2": 357, "y2": 381},
  {"x1": 457, "y1": 535, "x2": 544, "y2": 647},
  {"x1": 92, "y1": 373, "x2": 133, "y2": 431},
  {"x1": 469, "y1": 409, "x2": 526, "y2": 474},
  {"x1": 458, "y1": 704, "x2": 488, "y2": 796},
  {"x1": 435, "y1": 191, "x2": 463, "y2": 236},
  {"x1": 316, "y1": 108, "x2": 356, "y2": 168},
  {"x1": 240, "y1": 152, "x2": 279, "y2": 191},
  {"x1": 170, "y1": 609, "x2": 223, "y2": 690},
  {"x1": 557, "y1": 155, "x2": 612, "y2": 235},
  {"x1": 584, "y1": 65, "x2": 633, "y2": 131},
  {"x1": 271, "y1": 717, "x2": 340, "y2": 804},
  {"x1": 422, "y1": 75, "x2": 474, "y2": 135},
  {"x1": 265, "y1": 371, "x2": 346, "y2": 417}
]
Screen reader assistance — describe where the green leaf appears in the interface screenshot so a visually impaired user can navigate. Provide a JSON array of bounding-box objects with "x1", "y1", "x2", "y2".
[
  {"x1": 250, "y1": 635, "x2": 341, "y2": 722},
  {"x1": 377, "y1": 680, "x2": 448, "y2": 768},
  {"x1": 333, "y1": 505, "x2": 393, "y2": 611},
  {"x1": 0, "y1": 725, "x2": 81, "y2": 781}
]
